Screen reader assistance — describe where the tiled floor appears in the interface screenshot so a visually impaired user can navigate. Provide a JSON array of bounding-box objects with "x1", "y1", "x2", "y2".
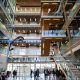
[
  {"x1": 8, "y1": 76, "x2": 34, "y2": 80},
  {"x1": 7, "y1": 74, "x2": 56, "y2": 80}
]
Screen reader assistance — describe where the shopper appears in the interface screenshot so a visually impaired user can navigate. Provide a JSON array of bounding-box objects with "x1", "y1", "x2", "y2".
[
  {"x1": 48, "y1": 69, "x2": 51, "y2": 80},
  {"x1": 13, "y1": 70, "x2": 17, "y2": 78},
  {"x1": 34, "y1": 70, "x2": 37, "y2": 80},
  {"x1": 1, "y1": 73, "x2": 6, "y2": 80},
  {"x1": 36, "y1": 69, "x2": 39, "y2": 80},
  {"x1": 0, "y1": 73, "x2": 2, "y2": 80},
  {"x1": 44, "y1": 69, "x2": 48, "y2": 80},
  {"x1": 59, "y1": 75, "x2": 63, "y2": 80},
  {"x1": 6, "y1": 71, "x2": 10, "y2": 78},
  {"x1": 30, "y1": 69, "x2": 33, "y2": 78}
]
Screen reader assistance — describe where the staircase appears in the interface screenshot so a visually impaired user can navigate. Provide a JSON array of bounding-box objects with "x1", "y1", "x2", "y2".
[
  {"x1": 60, "y1": 35, "x2": 80, "y2": 55},
  {"x1": 53, "y1": 54, "x2": 80, "y2": 79}
]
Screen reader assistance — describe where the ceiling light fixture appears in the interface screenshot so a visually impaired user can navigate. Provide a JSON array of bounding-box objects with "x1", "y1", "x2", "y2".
[
  {"x1": 18, "y1": 30, "x2": 20, "y2": 32},
  {"x1": 30, "y1": 8, "x2": 32, "y2": 12},
  {"x1": 52, "y1": 19, "x2": 60, "y2": 20},
  {"x1": 52, "y1": 3, "x2": 57, "y2": 5},
  {"x1": 30, "y1": 18, "x2": 32, "y2": 22},
  {"x1": 48, "y1": 8, "x2": 51, "y2": 13},
  {"x1": 17, "y1": 44, "x2": 18, "y2": 46},
  {"x1": 40, "y1": 43, "x2": 41, "y2": 46},
  {"x1": 23, "y1": 30, "x2": 25, "y2": 33},
  {"x1": 22, "y1": 44, "x2": 24, "y2": 46},
  {"x1": 30, "y1": 30, "x2": 31, "y2": 33},
  {"x1": 43, "y1": 3, "x2": 49, "y2": 4},
  {"x1": 24, "y1": 18, "x2": 26, "y2": 21},
  {"x1": 35, "y1": 18, "x2": 36, "y2": 21},
  {"x1": 20, "y1": 18, "x2": 22, "y2": 21},
  {"x1": 35, "y1": 8, "x2": 36, "y2": 12},
  {"x1": 35, "y1": 30, "x2": 36, "y2": 33}
]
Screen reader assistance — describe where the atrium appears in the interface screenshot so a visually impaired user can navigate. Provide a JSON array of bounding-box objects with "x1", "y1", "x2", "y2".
[{"x1": 0, "y1": 0, "x2": 80, "y2": 80}]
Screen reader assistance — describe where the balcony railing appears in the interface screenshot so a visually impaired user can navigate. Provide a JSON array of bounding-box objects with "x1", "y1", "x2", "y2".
[
  {"x1": 14, "y1": 39, "x2": 41, "y2": 44},
  {"x1": 16, "y1": 13, "x2": 41, "y2": 16},
  {"x1": 48, "y1": 12, "x2": 63, "y2": 16},
  {"x1": 42, "y1": 30, "x2": 66, "y2": 37},
  {"x1": 41, "y1": 0, "x2": 61, "y2": 2},
  {"x1": 12, "y1": 33, "x2": 41, "y2": 39},
  {"x1": 16, "y1": 7, "x2": 41, "y2": 15},
  {"x1": 14, "y1": 22, "x2": 40, "y2": 27},
  {"x1": 41, "y1": 12, "x2": 63, "y2": 18},
  {"x1": 12, "y1": 30, "x2": 79, "y2": 39},
  {"x1": 41, "y1": 11, "x2": 80, "y2": 18},
  {"x1": 8, "y1": 56, "x2": 53, "y2": 63},
  {"x1": 10, "y1": 47, "x2": 41, "y2": 56}
]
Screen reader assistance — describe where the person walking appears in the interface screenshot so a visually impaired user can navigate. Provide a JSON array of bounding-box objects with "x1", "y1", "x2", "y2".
[
  {"x1": 13, "y1": 70, "x2": 17, "y2": 78},
  {"x1": 30, "y1": 69, "x2": 33, "y2": 78},
  {"x1": 44, "y1": 69, "x2": 48, "y2": 80},
  {"x1": 1, "y1": 73, "x2": 6, "y2": 80},
  {"x1": 6, "y1": 71, "x2": 10, "y2": 78},
  {"x1": 34, "y1": 70, "x2": 37, "y2": 80},
  {"x1": 36, "y1": 69, "x2": 39, "y2": 80},
  {"x1": 0, "y1": 73, "x2": 2, "y2": 80}
]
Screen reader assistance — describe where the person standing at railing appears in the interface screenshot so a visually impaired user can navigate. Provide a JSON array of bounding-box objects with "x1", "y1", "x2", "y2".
[{"x1": 55, "y1": 30, "x2": 58, "y2": 36}]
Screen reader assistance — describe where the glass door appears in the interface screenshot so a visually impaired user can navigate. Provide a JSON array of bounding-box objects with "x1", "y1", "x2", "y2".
[{"x1": 7, "y1": 63, "x2": 31, "y2": 77}]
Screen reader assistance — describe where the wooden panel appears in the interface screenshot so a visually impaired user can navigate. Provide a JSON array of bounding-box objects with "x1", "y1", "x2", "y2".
[
  {"x1": 16, "y1": 0, "x2": 41, "y2": 7},
  {"x1": 42, "y1": 3, "x2": 59, "y2": 12},
  {"x1": 42, "y1": 25, "x2": 49, "y2": 30},
  {"x1": 41, "y1": 39, "x2": 50, "y2": 56}
]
